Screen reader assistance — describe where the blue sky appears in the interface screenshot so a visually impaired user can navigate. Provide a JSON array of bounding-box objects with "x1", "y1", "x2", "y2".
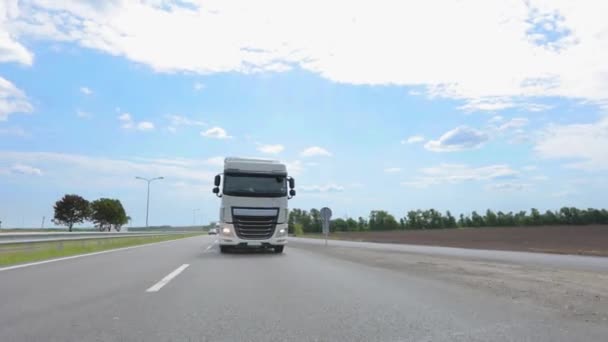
[{"x1": 1, "y1": 0, "x2": 608, "y2": 227}]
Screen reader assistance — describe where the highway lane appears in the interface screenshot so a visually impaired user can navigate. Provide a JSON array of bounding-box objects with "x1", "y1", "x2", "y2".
[{"x1": 0, "y1": 235, "x2": 607, "y2": 341}]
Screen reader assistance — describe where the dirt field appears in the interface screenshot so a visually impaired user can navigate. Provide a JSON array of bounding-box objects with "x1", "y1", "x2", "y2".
[{"x1": 324, "y1": 225, "x2": 608, "y2": 256}]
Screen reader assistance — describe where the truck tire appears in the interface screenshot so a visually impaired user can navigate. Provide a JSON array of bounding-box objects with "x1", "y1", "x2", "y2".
[
  {"x1": 273, "y1": 246, "x2": 284, "y2": 254},
  {"x1": 220, "y1": 245, "x2": 230, "y2": 253}
]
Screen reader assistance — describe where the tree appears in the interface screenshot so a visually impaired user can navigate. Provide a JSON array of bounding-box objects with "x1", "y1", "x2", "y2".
[
  {"x1": 293, "y1": 223, "x2": 304, "y2": 236},
  {"x1": 471, "y1": 211, "x2": 485, "y2": 227},
  {"x1": 444, "y1": 211, "x2": 457, "y2": 228},
  {"x1": 90, "y1": 198, "x2": 128, "y2": 232},
  {"x1": 485, "y1": 209, "x2": 498, "y2": 227},
  {"x1": 357, "y1": 217, "x2": 368, "y2": 231},
  {"x1": 346, "y1": 218, "x2": 358, "y2": 231},
  {"x1": 53, "y1": 194, "x2": 90, "y2": 232},
  {"x1": 530, "y1": 208, "x2": 542, "y2": 225},
  {"x1": 310, "y1": 208, "x2": 322, "y2": 233},
  {"x1": 369, "y1": 210, "x2": 398, "y2": 230},
  {"x1": 332, "y1": 218, "x2": 348, "y2": 232}
]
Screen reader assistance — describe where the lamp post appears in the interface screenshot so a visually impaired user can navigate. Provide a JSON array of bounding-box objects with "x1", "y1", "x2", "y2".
[{"x1": 135, "y1": 176, "x2": 164, "y2": 227}]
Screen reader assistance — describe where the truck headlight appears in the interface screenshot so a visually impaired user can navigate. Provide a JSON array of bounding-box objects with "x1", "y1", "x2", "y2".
[
  {"x1": 276, "y1": 228, "x2": 287, "y2": 237},
  {"x1": 222, "y1": 227, "x2": 232, "y2": 236}
]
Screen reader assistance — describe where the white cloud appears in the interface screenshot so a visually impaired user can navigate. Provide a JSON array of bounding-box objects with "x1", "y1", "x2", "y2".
[
  {"x1": 0, "y1": 76, "x2": 32, "y2": 121},
  {"x1": 79, "y1": 86, "x2": 92, "y2": 95},
  {"x1": 118, "y1": 112, "x2": 133, "y2": 129},
  {"x1": 118, "y1": 113, "x2": 131, "y2": 121},
  {"x1": 285, "y1": 160, "x2": 304, "y2": 176},
  {"x1": 165, "y1": 114, "x2": 206, "y2": 132},
  {"x1": 8, "y1": 1, "x2": 608, "y2": 106},
  {"x1": 10, "y1": 163, "x2": 42, "y2": 176},
  {"x1": 300, "y1": 184, "x2": 345, "y2": 193},
  {"x1": 205, "y1": 156, "x2": 225, "y2": 167},
  {"x1": 300, "y1": 146, "x2": 332, "y2": 157},
  {"x1": 0, "y1": 151, "x2": 216, "y2": 187},
  {"x1": 76, "y1": 110, "x2": 92, "y2": 118},
  {"x1": 257, "y1": 144, "x2": 284, "y2": 154},
  {"x1": 402, "y1": 163, "x2": 519, "y2": 188},
  {"x1": 384, "y1": 167, "x2": 401, "y2": 173},
  {"x1": 459, "y1": 99, "x2": 553, "y2": 113},
  {"x1": 118, "y1": 112, "x2": 154, "y2": 131},
  {"x1": 498, "y1": 117, "x2": 529, "y2": 131},
  {"x1": 535, "y1": 116, "x2": 608, "y2": 170},
  {"x1": 485, "y1": 182, "x2": 531, "y2": 192},
  {"x1": 136, "y1": 121, "x2": 155, "y2": 131},
  {"x1": 0, "y1": 1, "x2": 33, "y2": 65},
  {"x1": 489, "y1": 116, "x2": 504, "y2": 123},
  {"x1": 402, "y1": 135, "x2": 425, "y2": 144},
  {"x1": 459, "y1": 98, "x2": 515, "y2": 112},
  {"x1": 425, "y1": 126, "x2": 488, "y2": 152},
  {"x1": 201, "y1": 126, "x2": 232, "y2": 139},
  {"x1": 193, "y1": 82, "x2": 205, "y2": 91},
  {"x1": 522, "y1": 165, "x2": 538, "y2": 171}
]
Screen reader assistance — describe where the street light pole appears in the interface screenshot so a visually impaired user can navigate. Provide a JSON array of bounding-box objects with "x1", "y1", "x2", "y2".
[{"x1": 135, "y1": 176, "x2": 164, "y2": 227}]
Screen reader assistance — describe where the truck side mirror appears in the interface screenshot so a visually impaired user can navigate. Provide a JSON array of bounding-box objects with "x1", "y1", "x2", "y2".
[
  {"x1": 214, "y1": 175, "x2": 221, "y2": 186},
  {"x1": 289, "y1": 189, "x2": 296, "y2": 197},
  {"x1": 289, "y1": 178, "x2": 295, "y2": 189},
  {"x1": 213, "y1": 187, "x2": 220, "y2": 194}
]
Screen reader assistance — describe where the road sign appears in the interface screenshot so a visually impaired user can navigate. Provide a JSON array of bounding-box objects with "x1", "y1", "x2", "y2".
[{"x1": 320, "y1": 207, "x2": 332, "y2": 246}]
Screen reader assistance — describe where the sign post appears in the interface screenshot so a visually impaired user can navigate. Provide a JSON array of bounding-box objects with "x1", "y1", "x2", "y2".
[{"x1": 320, "y1": 207, "x2": 332, "y2": 247}]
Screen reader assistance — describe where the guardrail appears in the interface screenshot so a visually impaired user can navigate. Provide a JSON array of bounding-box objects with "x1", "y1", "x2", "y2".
[{"x1": 0, "y1": 231, "x2": 196, "y2": 245}]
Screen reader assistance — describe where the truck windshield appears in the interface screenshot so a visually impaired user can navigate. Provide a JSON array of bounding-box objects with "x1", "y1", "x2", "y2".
[{"x1": 223, "y1": 174, "x2": 287, "y2": 197}]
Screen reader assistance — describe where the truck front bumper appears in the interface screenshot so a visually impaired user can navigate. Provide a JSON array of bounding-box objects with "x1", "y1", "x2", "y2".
[{"x1": 218, "y1": 223, "x2": 288, "y2": 247}]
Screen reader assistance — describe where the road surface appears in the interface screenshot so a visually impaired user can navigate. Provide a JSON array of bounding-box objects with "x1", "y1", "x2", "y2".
[{"x1": 1, "y1": 235, "x2": 607, "y2": 341}]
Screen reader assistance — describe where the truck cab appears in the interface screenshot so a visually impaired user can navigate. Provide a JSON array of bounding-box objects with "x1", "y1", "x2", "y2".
[{"x1": 212, "y1": 157, "x2": 295, "y2": 253}]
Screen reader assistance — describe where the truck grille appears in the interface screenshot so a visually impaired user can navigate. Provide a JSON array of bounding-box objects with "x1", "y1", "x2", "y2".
[{"x1": 233, "y1": 215, "x2": 277, "y2": 240}]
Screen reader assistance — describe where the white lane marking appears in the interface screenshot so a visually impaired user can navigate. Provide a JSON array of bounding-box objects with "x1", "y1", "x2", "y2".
[
  {"x1": 146, "y1": 264, "x2": 190, "y2": 292},
  {"x1": 0, "y1": 235, "x2": 205, "y2": 273},
  {"x1": 204, "y1": 244, "x2": 214, "y2": 252}
]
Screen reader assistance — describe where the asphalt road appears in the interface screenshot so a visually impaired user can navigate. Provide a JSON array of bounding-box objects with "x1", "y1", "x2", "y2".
[{"x1": 1, "y1": 235, "x2": 607, "y2": 342}]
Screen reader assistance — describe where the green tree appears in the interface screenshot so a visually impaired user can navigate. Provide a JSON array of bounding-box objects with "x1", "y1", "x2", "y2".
[
  {"x1": 293, "y1": 223, "x2": 304, "y2": 236},
  {"x1": 310, "y1": 208, "x2": 322, "y2": 233},
  {"x1": 299, "y1": 210, "x2": 312, "y2": 232},
  {"x1": 287, "y1": 210, "x2": 296, "y2": 234},
  {"x1": 369, "y1": 210, "x2": 398, "y2": 230},
  {"x1": 444, "y1": 211, "x2": 457, "y2": 228},
  {"x1": 485, "y1": 209, "x2": 498, "y2": 227},
  {"x1": 357, "y1": 217, "x2": 368, "y2": 231},
  {"x1": 90, "y1": 198, "x2": 128, "y2": 232},
  {"x1": 53, "y1": 194, "x2": 90, "y2": 232},
  {"x1": 332, "y1": 218, "x2": 348, "y2": 232},
  {"x1": 346, "y1": 218, "x2": 358, "y2": 231},
  {"x1": 542, "y1": 210, "x2": 557, "y2": 225},
  {"x1": 530, "y1": 208, "x2": 542, "y2": 225},
  {"x1": 458, "y1": 213, "x2": 465, "y2": 228},
  {"x1": 471, "y1": 211, "x2": 485, "y2": 227}
]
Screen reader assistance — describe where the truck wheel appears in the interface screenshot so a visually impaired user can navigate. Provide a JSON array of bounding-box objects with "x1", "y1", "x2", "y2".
[
  {"x1": 273, "y1": 246, "x2": 284, "y2": 254},
  {"x1": 220, "y1": 246, "x2": 230, "y2": 253}
]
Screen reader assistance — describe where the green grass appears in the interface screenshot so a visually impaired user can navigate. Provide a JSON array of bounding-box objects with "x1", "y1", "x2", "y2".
[{"x1": 0, "y1": 233, "x2": 203, "y2": 267}]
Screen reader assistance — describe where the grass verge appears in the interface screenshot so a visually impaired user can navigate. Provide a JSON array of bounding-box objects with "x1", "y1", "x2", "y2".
[{"x1": 0, "y1": 233, "x2": 203, "y2": 267}]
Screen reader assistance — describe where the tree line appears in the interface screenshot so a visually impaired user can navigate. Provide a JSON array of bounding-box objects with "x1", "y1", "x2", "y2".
[
  {"x1": 53, "y1": 194, "x2": 129, "y2": 232},
  {"x1": 288, "y1": 207, "x2": 608, "y2": 234}
]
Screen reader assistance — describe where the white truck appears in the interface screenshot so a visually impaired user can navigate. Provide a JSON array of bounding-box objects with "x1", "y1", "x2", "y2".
[{"x1": 212, "y1": 157, "x2": 296, "y2": 253}]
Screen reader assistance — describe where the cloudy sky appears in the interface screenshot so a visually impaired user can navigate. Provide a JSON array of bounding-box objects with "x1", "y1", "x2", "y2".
[{"x1": 1, "y1": 0, "x2": 608, "y2": 227}]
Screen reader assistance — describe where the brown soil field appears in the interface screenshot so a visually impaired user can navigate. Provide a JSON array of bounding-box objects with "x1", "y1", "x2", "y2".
[{"x1": 324, "y1": 225, "x2": 608, "y2": 256}]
